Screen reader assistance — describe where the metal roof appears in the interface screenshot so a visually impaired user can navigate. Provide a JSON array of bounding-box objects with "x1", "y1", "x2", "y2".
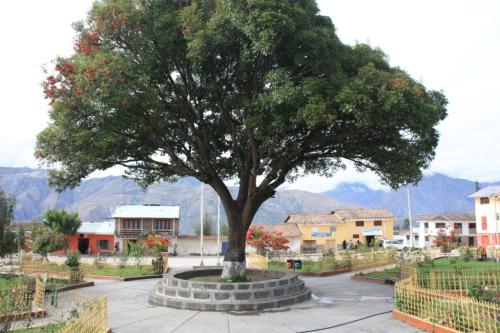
[
  {"x1": 416, "y1": 212, "x2": 475, "y2": 222},
  {"x1": 112, "y1": 205, "x2": 180, "y2": 219},
  {"x1": 468, "y1": 186, "x2": 500, "y2": 198},
  {"x1": 78, "y1": 221, "x2": 115, "y2": 235}
]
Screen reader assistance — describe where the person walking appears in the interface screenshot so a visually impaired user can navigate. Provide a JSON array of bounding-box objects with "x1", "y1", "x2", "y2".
[
  {"x1": 342, "y1": 240, "x2": 347, "y2": 250},
  {"x1": 347, "y1": 240, "x2": 353, "y2": 250}
]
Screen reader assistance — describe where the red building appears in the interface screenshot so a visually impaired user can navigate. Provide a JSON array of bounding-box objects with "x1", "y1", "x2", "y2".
[{"x1": 62, "y1": 221, "x2": 115, "y2": 254}]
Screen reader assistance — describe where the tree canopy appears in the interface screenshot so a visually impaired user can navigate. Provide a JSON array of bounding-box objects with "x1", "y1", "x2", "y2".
[
  {"x1": 31, "y1": 225, "x2": 65, "y2": 258},
  {"x1": 43, "y1": 209, "x2": 82, "y2": 235},
  {"x1": 36, "y1": 0, "x2": 447, "y2": 274},
  {"x1": 0, "y1": 186, "x2": 16, "y2": 257}
]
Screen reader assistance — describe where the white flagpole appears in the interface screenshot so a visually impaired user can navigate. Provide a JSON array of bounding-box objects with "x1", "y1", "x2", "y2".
[
  {"x1": 407, "y1": 185, "x2": 414, "y2": 248},
  {"x1": 200, "y1": 182, "x2": 204, "y2": 266},
  {"x1": 217, "y1": 196, "x2": 221, "y2": 266}
]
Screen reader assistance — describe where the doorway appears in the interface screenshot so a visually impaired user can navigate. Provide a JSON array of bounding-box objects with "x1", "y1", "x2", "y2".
[
  {"x1": 78, "y1": 238, "x2": 89, "y2": 254},
  {"x1": 365, "y1": 235, "x2": 375, "y2": 246},
  {"x1": 468, "y1": 237, "x2": 475, "y2": 246}
]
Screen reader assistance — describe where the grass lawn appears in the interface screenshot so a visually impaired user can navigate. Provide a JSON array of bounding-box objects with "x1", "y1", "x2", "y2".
[
  {"x1": 363, "y1": 267, "x2": 400, "y2": 279},
  {"x1": 20, "y1": 262, "x2": 158, "y2": 278},
  {"x1": 0, "y1": 275, "x2": 24, "y2": 292},
  {"x1": 417, "y1": 257, "x2": 500, "y2": 276},
  {"x1": 79, "y1": 263, "x2": 157, "y2": 277},
  {"x1": 10, "y1": 322, "x2": 66, "y2": 333},
  {"x1": 0, "y1": 275, "x2": 31, "y2": 315},
  {"x1": 268, "y1": 258, "x2": 351, "y2": 273}
]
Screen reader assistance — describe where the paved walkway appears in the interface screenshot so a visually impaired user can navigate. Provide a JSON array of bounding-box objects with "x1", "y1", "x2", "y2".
[{"x1": 87, "y1": 270, "x2": 420, "y2": 333}]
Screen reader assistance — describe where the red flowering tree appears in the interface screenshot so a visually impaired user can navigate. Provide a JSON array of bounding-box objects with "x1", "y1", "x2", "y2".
[
  {"x1": 246, "y1": 226, "x2": 289, "y2": 255},
  {"x1": 129, "y1": 234, "x2": 171, "y2": 257},
  {"x1": 434, "y1": 229, "x2": 460, "y2": 253}
]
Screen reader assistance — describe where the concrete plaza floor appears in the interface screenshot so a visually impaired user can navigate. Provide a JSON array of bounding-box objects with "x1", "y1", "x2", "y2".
[{"x1": 86, "y1": 261, "x2": 421, "y2": 333}]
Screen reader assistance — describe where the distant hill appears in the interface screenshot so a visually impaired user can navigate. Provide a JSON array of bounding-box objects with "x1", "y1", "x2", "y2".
[
  {"x1": 0, "y1": 167, "x2": 353, "y2": 234},
  {"x1": 2, "y1": 167, "x2": 496, "y2": 233},
  {"x1": 324, "y1": 173, "x2": 499, "y2": 217}
]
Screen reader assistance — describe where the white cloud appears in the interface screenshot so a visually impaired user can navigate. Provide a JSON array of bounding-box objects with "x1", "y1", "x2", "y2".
[{"x1": 0, "y1": 0, "x2": 498, "y2": 191}]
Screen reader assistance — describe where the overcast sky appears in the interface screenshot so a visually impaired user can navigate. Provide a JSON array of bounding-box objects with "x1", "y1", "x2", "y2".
[{"x1": 0, "y1": 1, "x2": 499, "y2": 192}]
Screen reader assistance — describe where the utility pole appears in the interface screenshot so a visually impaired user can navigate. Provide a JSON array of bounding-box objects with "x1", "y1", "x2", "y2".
[
  {"x1": 407, "y1": 185, "x2": 414, "y2": 248},
  {"x1": 200, "y1": 182, "x2": 204, "y2": 266},
  {"x1": 217, "y1": 196, "x2": 221, "y2": 266}
]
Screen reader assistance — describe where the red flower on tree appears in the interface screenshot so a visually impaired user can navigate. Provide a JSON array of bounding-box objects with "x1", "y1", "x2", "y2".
[
  {"x1": 76, "y1": 32, "x2": 100, "y2": 55},
  {"x1": 246, "y1": 225, "x2": 289, "y2": 255}
]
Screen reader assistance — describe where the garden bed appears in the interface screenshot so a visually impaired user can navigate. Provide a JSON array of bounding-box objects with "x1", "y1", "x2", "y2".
[
  {"x1": 19, "y1": 262, "x2": 164, "y2": 280},
  {"x1": 393, "y1": 310, "x2": 460, "y2": 333},
  {"x1": 10, "y1": 322, "x2": 66, "y2": 333},
  {"x1": 268, "y1": 257, "x2": 352, "y2": 276}
]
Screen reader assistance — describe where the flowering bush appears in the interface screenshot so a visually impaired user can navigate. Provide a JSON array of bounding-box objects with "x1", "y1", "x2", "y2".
[
  {"x1": 143, "y1": 234, "x2": 170, "y2": 254},
  {"x1": 395, "y1": 248, "x2": 426, "y2": 265},
  {"x1": 434, "y1": 229, "x2": 460, "y2": 252},
  {"x1": 246, "y1": 226, "x2": 289, "y2": 255}
]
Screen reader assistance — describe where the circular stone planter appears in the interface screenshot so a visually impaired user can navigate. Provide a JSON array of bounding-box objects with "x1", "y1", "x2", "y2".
[{"x1": 149, "y1": 269, "x2": 311, "y2": 311}]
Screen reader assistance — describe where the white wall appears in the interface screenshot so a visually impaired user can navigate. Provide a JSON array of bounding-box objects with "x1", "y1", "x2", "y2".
[
  {"x1": 474, "y1": 197, "x2": 500, "y2": 235},
  {"x1": 175, "y1": 237, "x2": 302, "y2": 256},
  {"x1": 417, "y1": 221, "x2": 474, "y2": 248},
  {"x1": 175, "y1": 238, "x2": 222, "y2": 256}
]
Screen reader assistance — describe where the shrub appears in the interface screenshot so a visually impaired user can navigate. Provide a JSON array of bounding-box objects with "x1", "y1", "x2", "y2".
[
  {"x1": 469, "y1": 283, "x2": 493, "y2": 302},
  {"x1": 459, "y1": 246, "x2": 474, "y2": 262},
  {"x1": 323, "y1": 248, "x2": 335, "y2": 257},
  {"x1": 69, "y1": 267, "x2": 83, "y2": 284},
  {"x1": 93, "y1": 254, "x2": 104, "y2": 269},
  {"x1": 320, "y1": 257, "x2": 337, "y2": 271},
  {"x1": 65, "y1": 251, "x2": 80, "y2": 268}
]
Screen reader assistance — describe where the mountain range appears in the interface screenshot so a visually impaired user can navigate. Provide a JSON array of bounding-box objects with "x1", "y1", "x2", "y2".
[
  {"x1": 0, "y1": 167, "x2": 352, "y2": 234},
  {"x1": 325, "y1": 173, "x2": 498, "y2": 217},
  {"x1": 0, "y1": 167, "x2": 494, "y2": 233}
]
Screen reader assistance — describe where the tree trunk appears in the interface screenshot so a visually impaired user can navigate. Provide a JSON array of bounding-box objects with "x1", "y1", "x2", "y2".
[{"x1": 221, "y1": 215, "x2": 248, "y2": 278}]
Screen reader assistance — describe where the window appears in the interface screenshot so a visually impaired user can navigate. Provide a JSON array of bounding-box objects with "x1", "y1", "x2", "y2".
[
  {"x1": 98, "y1": 240, "x2": 109, "y2": 250},
  {"x1": 481, "y1": 216, "x2": 488, "y2": 230},
  {"x1": 424, "y1": 223, "x2": 429, "y2": 228},
  {"x1": 355, "y1": 221, "x2": 364, "y2": 227},
  {"x1": 352, "y1": 234, "x2": 359, "y2": 239},
  {"x1": 469, "y1": 223, "x2": 476, "y2": 229},
  {"x1": 373, "y1": 220, "x2": 382, "y2": 226},
  {"x1": 406, "y1": 235, "x2": 410, "y2": 240},
  {"x1": 454, "y1": 223, "x2": 462, "y2": 229},
  {"x1": 154, "y1": 219, "x2": 172, "y2": 230},
  {"x1": 435, "y1": 223, "x2": 446, "y2": 229},
  {"x1": 480, "y1": 197, "x2": 490, "y2": 204},
  {"x1": 425, "y1": 236, "x2": 429, "y2": 242},
  {"x1": 123, "y1": 219, "x2": 141, "y2": 229}
]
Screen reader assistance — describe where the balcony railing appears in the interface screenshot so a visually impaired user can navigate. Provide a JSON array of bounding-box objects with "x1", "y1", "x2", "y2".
[
  {"x1": 118, "y1": 228, "x2": 143, "y2": 236},
  {"x1": 153, "y1": 229, "x2": 175, "y2": 237}
]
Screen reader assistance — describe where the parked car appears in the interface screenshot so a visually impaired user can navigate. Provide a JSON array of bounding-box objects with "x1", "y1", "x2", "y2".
[{"x1": 383, "y1": 238, "x2": 405, "y2": 250}]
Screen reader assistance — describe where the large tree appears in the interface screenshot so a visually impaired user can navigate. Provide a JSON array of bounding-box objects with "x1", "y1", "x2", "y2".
[
  {"x1": 36, "y1": 0, "x2": 447, "y2": 277},
  {"x1": 43, "y1": 209, "x2": 81, "y2": 253},
  {"x1": 0, "y1": 186, "x2": 16, "y2": 257}
]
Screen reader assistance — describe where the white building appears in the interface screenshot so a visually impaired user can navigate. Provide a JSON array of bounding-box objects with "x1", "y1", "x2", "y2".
[
  {"x1": 468, "y1": 186, "x2": 500, "y2": 249},
  {"x1": 416, "y1": 212, "x2": 476, "y2": 248},
  {"x1": 395, "y1": 227, "x2": 420, "y2": 248}
]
